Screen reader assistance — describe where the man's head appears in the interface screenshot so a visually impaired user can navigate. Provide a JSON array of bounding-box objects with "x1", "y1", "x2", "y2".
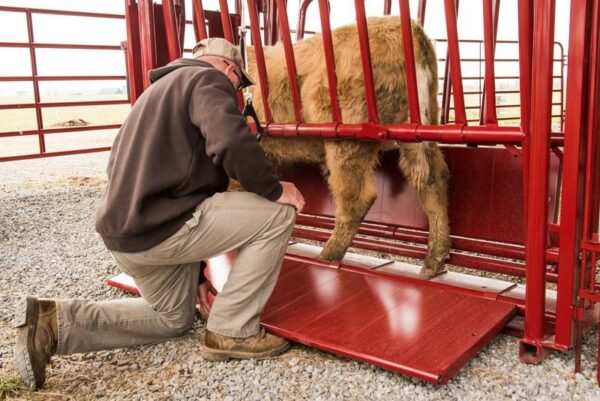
[{"x1": 192, "y1": 38, "x2": 254, "y2": 91}]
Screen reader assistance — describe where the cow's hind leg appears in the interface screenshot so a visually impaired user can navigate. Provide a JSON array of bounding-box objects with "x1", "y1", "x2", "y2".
[
  {"x1": 399, "y1": 142, "x2": 451, "y2": 277},
  {"x1": 318, "y1": 141, "x2": 380, "y2": 261}
]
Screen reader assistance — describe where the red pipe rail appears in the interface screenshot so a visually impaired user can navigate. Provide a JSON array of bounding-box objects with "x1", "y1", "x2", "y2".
[
  {"x1": 354, "y1": 0, "x2": 380, "y2": 124},
  {"x1": 399, "y1": 0, "x2": 421, "y2": 124},
  {"x1": 520, "y1": 0, "x2": 556, "y2": 363},
  {"x1": 275, "y1": 0, "x2": 303, "y2": 122},
  {"x1": 555, "y1": 0, "x2": 591, "y2": 350},
  {"x1": 162, "y1": 0, "x2": 182, "y2": 61},
  {"x1": 246, "y1": 0, "x2": 273, "y2": 122},
  {"x1": 317, "y1": 0, "x2": 341, "y2": 123},
  {"x1": 125, "y1": 0, "x2": 143, "y2": 103},
  {"x1": 192, "y1": 0, "x2": 208, "y2": 41},
  {"x1": 573, "y1": 0, "x2": 600, "y2": 378},
  {"x1": 218, "y1": 0, "x2": 235, "y2": 43},
  {"x1": 440, "y1": 0, "x2": 458, "y2": 124},
  {"x1": 443, "y1": 0, "x2": 466, "y2": 124},
  {"x1": 481, "y1": 0, "x2": 498, "y2": 125},
  {"x1": 0, "y1": 6, "x2": 129, "y2": 162},
  {"x1": 296, "y1": 0, "x2": 313, "y2": 41}
]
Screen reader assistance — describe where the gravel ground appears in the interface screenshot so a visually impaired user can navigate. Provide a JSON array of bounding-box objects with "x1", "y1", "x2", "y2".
[{"x1": 1, "y1": 153, "x2": 600, "y2": 401}]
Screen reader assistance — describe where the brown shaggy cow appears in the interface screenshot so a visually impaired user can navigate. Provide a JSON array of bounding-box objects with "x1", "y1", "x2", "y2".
[{"x1": 245, "y1": 16, "x2": 450, "y2": 277}]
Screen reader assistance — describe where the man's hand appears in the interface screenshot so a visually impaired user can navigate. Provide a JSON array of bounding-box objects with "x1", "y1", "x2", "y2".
[
  {"x1": 276, "y1": 181, "x2": 305, "y2": 213},
  {"x1": 196, "y1": 281, "x2": 216, "y2": 320}
]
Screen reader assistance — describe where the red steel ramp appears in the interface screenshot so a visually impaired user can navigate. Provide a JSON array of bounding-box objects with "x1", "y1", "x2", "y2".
[{"x1": 108, "y1": 253, "x2": 516, "y2": 384}]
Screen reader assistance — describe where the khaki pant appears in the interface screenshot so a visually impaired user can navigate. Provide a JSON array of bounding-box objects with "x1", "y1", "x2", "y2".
[{"x1": 56, "y1": 192, "x2": 295, "y2": 355}]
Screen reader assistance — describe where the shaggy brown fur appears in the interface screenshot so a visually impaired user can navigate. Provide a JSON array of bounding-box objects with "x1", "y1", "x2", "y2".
[{"x1": 246, "y1": 16, "x2": 450, "y2": 277}]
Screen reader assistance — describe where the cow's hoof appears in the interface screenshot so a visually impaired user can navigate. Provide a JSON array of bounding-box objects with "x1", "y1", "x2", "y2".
[
  {"x1": 317, "y1": 247, "x2": 345, "y2": 262},
  {"x1": 419, "y1": 257, "x2": 447, "y2": 278}
]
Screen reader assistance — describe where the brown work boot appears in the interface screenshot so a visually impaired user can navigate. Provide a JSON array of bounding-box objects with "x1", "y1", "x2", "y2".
[
  {"x1": 13, "y1": 297, "x2": 58, "y2": 390},
  {"x1": 203, "y1": 327, "x2": 289, "y2": 361}
]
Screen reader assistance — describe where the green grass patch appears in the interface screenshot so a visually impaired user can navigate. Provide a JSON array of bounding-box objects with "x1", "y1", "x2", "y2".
[{"x1": 0, "y1": 375, "x2": 23, "y2": 400}]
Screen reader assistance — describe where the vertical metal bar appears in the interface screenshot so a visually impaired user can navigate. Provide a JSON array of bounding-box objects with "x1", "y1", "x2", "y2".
[
  {"x1": 557, "y1": 43, "x2": 566, "y2": 131},
  {"x1": 582, "y1": 25, "x2": 600, "y2": 246},
  {"x1": 518, "y1": 0, "x2": 533, "y2": 264},
  {"x1": 138, "y1": 0, "x2": 156, "y2": 89},
  {"x1": 192, "y1": 0, "x2": 208, "y2": 41},
  {"x1": 399, "y1": 0, "x2": 421, "y2": 124},
  {"x1": 25, "y1": 11, "x2": 45, "y2": 154},
  {"x1": 265, "y1": 0, "x2": 279, "y2": 46},
  {"x1": 581, "y1": 1, "x2": 600, "y2": 302},
  {"x1": 478, "y1": 43, "x2": 482, "y2": 121},
  {"x1": 173, "y1": 0, "x2": 186, "y2": 51},
  {"x1": 518, "y1": 0, "x2": 533, "y2": 132},
  {"x1": 275, "y1": 0, "x2": 303, "y2": 121},
  {"x1": 354, "y1": 0, "x2": 379, "y2": 124},
  {"x1": 247, "y1": 0, "x2": 273, "y2": 122},
  {"x1": 125, "y1": 0, "x2": 143, "y2": 104},
  {"x1": 521, "y1": 0, "x2": 556, "y2": 361},
  {"x1": 555, "y1": 0, "x2": 593, "y2": 349},
  {"x1": 481, "y1": 0, "x2": 497, "y2": 125},
  {"x1": 162, "y1": 0, "x2": 181, "y2": 61},
  {"x1": 417, "y1": 0, "x2": 426, "y2": 25},
  {"x1": 440, "y1": 0, "x2": 458, "y2": 125},
  {"x1": 219, "y1": 0, "x2": 244, "y2": 105},
  {"x1": 479, "y1": 0, "x2": 499, "y2": 125},
  {"x1": 384, "y1": 0, "x2": 391, "y2": 15},
  {"x1": 296, "y1": 0, "x2": 313, "y2": 41},
  {"x1": 219, "y1": 0, "x2": 235, "y2": 42},
  {"x1": 318, "y1": 0, "x2": 342, "y2": 123},
  {"x1": 443, "y1": 0, "x2": 466, "y2": 124}
]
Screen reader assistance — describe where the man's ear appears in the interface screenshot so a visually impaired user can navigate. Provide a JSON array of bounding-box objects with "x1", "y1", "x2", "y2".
[{"x1": 224, "y1": 63, "x2": 235, "y2": 76}]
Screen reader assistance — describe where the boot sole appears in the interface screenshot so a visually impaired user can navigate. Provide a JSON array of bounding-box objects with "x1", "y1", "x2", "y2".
[
  {"x1": 203, "y1": 341, "x2": 290, "y2": 362},
  {"x1": 13, "y1": 297, "x2": 42, "y2": 390}
]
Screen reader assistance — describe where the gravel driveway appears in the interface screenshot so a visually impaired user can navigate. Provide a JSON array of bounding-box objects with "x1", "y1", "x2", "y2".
[{"x1": 1, "y1": 153, "x2": 599, "y2": 401}]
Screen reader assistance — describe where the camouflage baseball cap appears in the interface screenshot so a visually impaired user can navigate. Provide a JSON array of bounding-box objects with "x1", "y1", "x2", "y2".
[{"x1": 192, "y1": 37, "x2": 254, "y2": 88}]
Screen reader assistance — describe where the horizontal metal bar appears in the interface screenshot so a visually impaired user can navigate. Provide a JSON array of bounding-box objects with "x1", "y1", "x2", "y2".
[
  {"x1": 251, "y1": 123, "x2": 525, "y2": 144},
  {"x1": 0, "y1": 146, "x2": 111, "y2": 162},
  {"x1": 434, "y1": 38, "x2": 563, "y2": 46},
  {"x1": 437, "y1": 75, "x2": 563, "y2": 81},
  {"x1": 0, "y1": 42, "x2": 123, "y2": 51},
  {"x1": 292, "y1": 226, "x2": 558, "y2": 282},
  {"x1": 0, "y1": 124, "x2": 121, "y2": 138},
  {"x1": 0, "y1": 75, "x2": 126, "y2": 81},
  {"x1": 437, "y1": 58, "x2": 562, "y2": 63},
  {"x1": 582, "y1": 240, "x2": 600, "y2": 252},
  {"x1": 296, "y1": 214, "x2": 527, "y2": 260},
  {"x1": 0, "y1": 100, "x2": 129, "y2": 110},
  {"x1": 441, "y1": 89, "x2": 563, "y2": 96},
  {"x1": 0, "y1": 6, "x2": 124, "y2": 19},
  {"x1": 448, "y1": 103, "x2": 563, "y2": 111}
]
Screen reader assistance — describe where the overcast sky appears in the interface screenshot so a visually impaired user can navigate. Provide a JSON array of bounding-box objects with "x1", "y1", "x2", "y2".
[{"x1": 0, "y1": 0, "x2": 572, "y2": 94}]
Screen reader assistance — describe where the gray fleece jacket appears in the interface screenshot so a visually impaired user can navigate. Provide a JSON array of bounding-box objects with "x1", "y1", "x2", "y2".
[{"x1": 95, "y1": 58, "x2": 282, "y2": 253}]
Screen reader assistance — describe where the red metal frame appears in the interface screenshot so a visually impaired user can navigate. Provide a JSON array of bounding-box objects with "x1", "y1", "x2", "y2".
[
  {"x1": 124, "y1": 0, "x2": 595, "y2": 359},
  {"x1": 519, "y1": 0, "x2": 556, "y2": 363},
  {"x1": 0, "y1": 6, "x2": 128, "y2": 162},
  {"x1": 177, "y1": 0, "x2": 600, "y2": 380},
  {"x1": 555, "y1": 0, "x2": 593, "y2": 351},
  {"x1": 4, "y1": 0, "x2": 600, "y2": 384}
]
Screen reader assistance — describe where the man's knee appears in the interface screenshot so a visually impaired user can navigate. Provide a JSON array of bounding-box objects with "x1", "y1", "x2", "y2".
[
  {"x1": 275, "y1": 203, "x2": 296, "y2": 229},
  {"x1": 160, "y1": 311, "x2": 195, "y2": 337}
]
